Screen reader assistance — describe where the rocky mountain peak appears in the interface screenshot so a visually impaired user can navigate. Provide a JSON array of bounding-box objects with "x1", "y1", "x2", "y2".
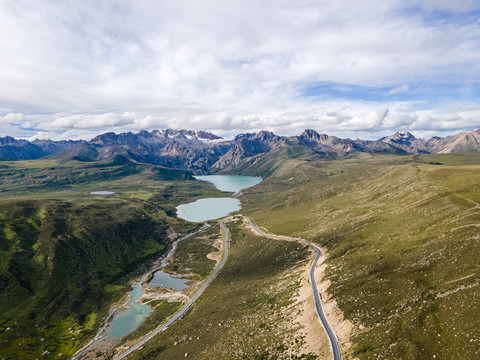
[
  {"x1": 90, "y1": 132, "x2": 118, "y2": 145},
  {"x1": 381, "y1": 131, "x2": 416, "y2": 143},
  {"x1": 0, "y1": 136, "x2": 24, "y2": 145},
  {"x1": 300, "y1": 129, "x2": 329, "y2": 142},
  {"x1": 191, "y1": 130, "x2": 222, "y2": 140},
  {"x1": 234, "y1": 133, "x2": 255, "y2": 141},
  {"x1": 379, "y1": 131, "x2": 427, "y2": 153}
]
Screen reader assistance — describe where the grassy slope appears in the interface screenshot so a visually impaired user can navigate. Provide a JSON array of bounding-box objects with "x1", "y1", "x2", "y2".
[
  {"x1": 0, "y1": 159, "x2": 228, "y2": 359},
  {"x1": 242, "y1": 153, "x2": 480, "y2": 359},
  {"x1": 163, "y1": 222, "x2": 220, "y2": 278},
  {"x1": 127, "y1": 220, "x2": 318, "y2": 360}
]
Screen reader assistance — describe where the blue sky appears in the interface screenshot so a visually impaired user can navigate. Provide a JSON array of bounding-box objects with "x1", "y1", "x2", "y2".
[{"x1": 1, "y1": 0, "x2": 480, "y2": 140}]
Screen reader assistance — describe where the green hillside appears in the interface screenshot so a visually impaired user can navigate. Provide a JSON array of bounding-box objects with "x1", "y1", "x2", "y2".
[
  {"x1": 242, "y1": 153, "x2": 480, "y2": 359},
  {"x1": 1, "y1": 151, "x2": 479, "y2": 359},
  {"x1": 0, "y1": 159, "x2": 226, "y2": 359}
]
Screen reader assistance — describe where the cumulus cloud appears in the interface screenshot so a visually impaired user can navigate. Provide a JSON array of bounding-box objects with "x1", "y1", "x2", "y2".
[
  {"x1": 0, "y1": 112, "x2": 25, "y2": 124},
  {"x1": 0, "y1": 1, "x2": 480, "y2": 139},
  {"x1": 2, "y1": 101, "x2": 475, "y2": 141}
]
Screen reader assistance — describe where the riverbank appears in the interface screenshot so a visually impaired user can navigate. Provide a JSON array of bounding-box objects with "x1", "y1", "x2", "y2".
[{"x1": 72, "y1": 224, "x2": 210, "y2": 359}]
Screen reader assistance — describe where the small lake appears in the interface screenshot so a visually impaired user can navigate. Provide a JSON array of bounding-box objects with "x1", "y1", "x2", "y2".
[
  {"x1": 149, "y1": 270, "x2": 190, "y2": 291},
  {"x1": 90, "y1": 191, "x2": 115, "y2": 195},
  {"x1": 176, "y1": 175, "x2": 261, "y2": 222},
  {"x1": 194, "y1": 175, "x2": 262, "y2": 193},
  {"x1": 177, "y1": 197, "x2": 241, "y2": 222}
]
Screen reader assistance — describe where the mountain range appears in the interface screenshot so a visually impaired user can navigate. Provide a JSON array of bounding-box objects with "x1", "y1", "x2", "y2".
[
  {"x1": 0, "y1": 136, "x2": 83, "y2": 160},
  {"x1": 2, "y1": 128, "x2": 480, "y2": 172}
]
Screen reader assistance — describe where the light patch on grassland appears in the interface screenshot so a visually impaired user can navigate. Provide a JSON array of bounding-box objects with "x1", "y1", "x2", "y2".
[
  {"x1": 32, "y1": 253, "x2": 44, "y2": 265},
  {"x1": 84, "y1": 312, "x2": 98, "y2": 330},
  {"x1": 123, "y1": 189, "x2": 155, "y2": 200},
  {"x1": 205, "y1": 235, "x2": 223, "y2": 265},
  {"x1": 37, "y1": 206, "x2": 47, "y2": 219}
]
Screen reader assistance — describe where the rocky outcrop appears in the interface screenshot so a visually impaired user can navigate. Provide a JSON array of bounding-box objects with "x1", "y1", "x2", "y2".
[
  {"x1": 426, "y1": 131, "x2": 480, "y2": 153},
  {"x1": 210, "y1": 131, "x2": 285, "y2": 171},
  {"x1": 298, "y1": 129, "x2": 356, "y2": 155}
]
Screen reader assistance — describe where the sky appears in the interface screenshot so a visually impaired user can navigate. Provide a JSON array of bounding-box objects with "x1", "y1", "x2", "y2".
[{"x1": 1, "y1": 0, "x2": 480, "y2": 140}]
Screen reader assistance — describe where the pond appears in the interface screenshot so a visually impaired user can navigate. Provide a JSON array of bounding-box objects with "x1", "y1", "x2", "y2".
[
  {"x1": 149, "y1": 270, "x2": 190, "y2": 291},
  {"x1": 193, "y1": 175, "x2": 262, "y2": 193}
]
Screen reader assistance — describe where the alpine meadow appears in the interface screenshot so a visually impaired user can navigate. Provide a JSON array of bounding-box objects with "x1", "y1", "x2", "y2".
[{"x1": 1, "y1": 1, "x2": 480, "y2": 359}]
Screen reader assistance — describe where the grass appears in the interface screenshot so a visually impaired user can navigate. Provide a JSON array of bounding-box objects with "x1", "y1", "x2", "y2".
[
  {"x1": 0, "y1": 158, "x2": 232, "y2": 359},
  {"x1": 2, "y1": 150, "x2": 479, "y2": 359},
  {"x1": 124, "y1": 220, "x2": 320, "y2": 360},
  {"x1": 164, "y1": 222, "x2": 220, "y2": 278},
  {"x1": 241, "y1": 152, "x2": 480, "y2": 359}
]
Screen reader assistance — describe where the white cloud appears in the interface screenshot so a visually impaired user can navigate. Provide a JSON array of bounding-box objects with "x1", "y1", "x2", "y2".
[
  {"x1": 3, "y1": 100, "x2": 476, "y2": 141},
  {"x1": 0, "y1": 112, "x2": 25, "y2": 124},
  {"x1": 0, "y1": 1, "x2": 480, "y2": 139}
]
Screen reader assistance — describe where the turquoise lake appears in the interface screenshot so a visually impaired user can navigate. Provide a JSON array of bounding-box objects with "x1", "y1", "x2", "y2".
[
  {"x1": 193, "y1": 175, "x2": 262, "y2": 193},
  {"x1": 176, "y1": 175, "x2": 261, "y2": 222},
  {"x1": 107, "y1": 284, "x2": 151, "y2": 338},
  {"x1": 149, "y1": 270, "x2": 190, "y2": 291}
]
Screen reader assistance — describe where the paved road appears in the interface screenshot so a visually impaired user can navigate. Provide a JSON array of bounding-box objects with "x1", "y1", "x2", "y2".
[
  {"x1": 113, "y1": 219, "x2": 231, "y2": 360},
  {"x1": 245, "y1": 217, "x2": 342, "y2": 360}
]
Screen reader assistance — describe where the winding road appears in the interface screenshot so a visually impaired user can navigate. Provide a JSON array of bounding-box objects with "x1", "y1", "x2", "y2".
[
  {"x1": 245, "y1": 216, "x2": 342, "y2": 360},
  {"x1": 92, "y1": 216, "x2": 341, "y2": 360}
]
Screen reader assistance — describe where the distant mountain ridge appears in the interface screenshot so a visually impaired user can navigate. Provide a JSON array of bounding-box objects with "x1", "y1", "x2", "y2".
[
  {"x1": 0, "y1": 136, "x2": 84, "y2": 160},
  {"x1": 380, "y1": 131, "x2": 480, "y2": 154},
  {"x1": 2, "y1": 128, "x2": 480, "y2": 173}
]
